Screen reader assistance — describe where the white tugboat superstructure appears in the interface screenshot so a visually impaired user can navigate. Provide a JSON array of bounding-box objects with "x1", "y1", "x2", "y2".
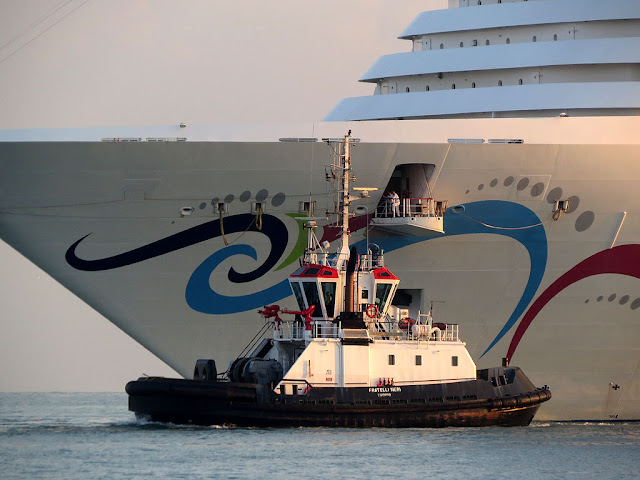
[{"x1": 269, "y1": 133, "x2": 475, "y2": 393}]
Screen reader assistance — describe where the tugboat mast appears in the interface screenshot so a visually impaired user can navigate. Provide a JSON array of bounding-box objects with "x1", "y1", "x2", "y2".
[
  {"x1": 324, "y1": 130, "x2": 360, "y2": 265},
  {"x1": 340, "y1": 130, "x2": 352, "y2": 253}
]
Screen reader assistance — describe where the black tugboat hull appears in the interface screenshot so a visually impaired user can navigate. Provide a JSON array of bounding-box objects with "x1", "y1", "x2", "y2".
[{"x1": 126, "y1": 367, "x2": 551, "y2": 428}]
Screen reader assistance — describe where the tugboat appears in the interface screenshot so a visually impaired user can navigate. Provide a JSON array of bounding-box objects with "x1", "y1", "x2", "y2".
[{"x1": 126, "y1": 132, "x2": 551, "y2": 427}]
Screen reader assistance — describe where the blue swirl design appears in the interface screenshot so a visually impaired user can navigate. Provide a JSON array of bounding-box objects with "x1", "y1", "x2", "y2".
[
  {"x1": 65, "y1": 213, "x2": 288, "y2": 284},
  {"x1": 354, "y1": 200, "x2": 548, "y2": 356},
  {"x1": 186, "y1": 244, "x2": 292, "y2": 314},
  {"x1": 65, "y1": 200, "x2": 547, "y2": 346}
]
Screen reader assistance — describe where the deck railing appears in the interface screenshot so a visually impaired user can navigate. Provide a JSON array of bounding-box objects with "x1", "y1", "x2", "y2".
[
  {"x1": 274, "y1": 321, "x2": 341, "y2": 341},
  {"x1": 375, "y1": 197, "x2": 446, "y2": 219},
  {"x1": 272, "y1": 318, "x2": 458, "y2": 342},
  {"x1": 369, "y1": 319, "x2": 460, "y2": 342}
]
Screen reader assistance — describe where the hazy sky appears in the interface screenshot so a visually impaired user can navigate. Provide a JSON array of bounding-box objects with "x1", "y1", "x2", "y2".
[{"x1": 0, "y1": 0, "x2": 446, "y2": 391}]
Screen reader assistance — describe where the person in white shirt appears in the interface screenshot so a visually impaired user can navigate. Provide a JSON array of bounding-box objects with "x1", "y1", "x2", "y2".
[{"x1": 389, "y1": 190, "x2": 400, "y2": 217}]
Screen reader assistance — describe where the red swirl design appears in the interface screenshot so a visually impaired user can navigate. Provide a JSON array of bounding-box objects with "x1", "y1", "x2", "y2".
[{"x1": 507, "y1": 244, "x2": 640, "y2": 362}]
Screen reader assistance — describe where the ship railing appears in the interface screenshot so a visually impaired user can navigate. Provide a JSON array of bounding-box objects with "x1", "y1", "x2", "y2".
[
  {"x1": 359, "y1": 253, "x2": 385, "y2": 270},
  {"x1": 407, "y1": 322, "x2": 459, "y2": 342},
  {"x1": 440, "y1": 324, "x2": 459, "y2": 342},
  {"x1": 368, "y1": 320, "x2": 411, "y2": 340},
  {"x1": 375, "y1": 197, "x2": 447, "y2": 219},
  {"x1": 273, "y1": 321, "x2": 306, "y2": 341},
  {"x1": 370, "y1": 318, "x2": 460, "y2": 342},
  {"x1": 303, "y1": 251, "x2": 330, "y2": 266},
  {"x1": 312, "y1": 322, "x2": 340, "y2": 339},
  {"x1": 273, "y1": 320, "x2": 340, "y2": 340}
]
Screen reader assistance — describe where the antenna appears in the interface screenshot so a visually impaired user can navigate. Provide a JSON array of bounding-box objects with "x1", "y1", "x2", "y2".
[{"x1": 429, "y1": 299, "x2": 446, "y2": 316}]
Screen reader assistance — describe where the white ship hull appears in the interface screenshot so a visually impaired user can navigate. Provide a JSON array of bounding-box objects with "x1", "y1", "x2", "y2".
[{"x1": 1, "y1": 117, "x2": 639, "y2": 420}]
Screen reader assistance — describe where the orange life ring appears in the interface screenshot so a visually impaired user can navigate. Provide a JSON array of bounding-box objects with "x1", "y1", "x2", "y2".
[{"x1": 366, "y1": 304, "x2": 379, "y2": 318}]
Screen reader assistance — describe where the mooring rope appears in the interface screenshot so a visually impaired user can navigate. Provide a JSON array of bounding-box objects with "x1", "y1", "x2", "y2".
[
  {"x1": 452, "y1": 209, "x2": 554, "y2": 231},
  {"x1": 219, "y1": 210, "x2": 229, "y2": 245}
]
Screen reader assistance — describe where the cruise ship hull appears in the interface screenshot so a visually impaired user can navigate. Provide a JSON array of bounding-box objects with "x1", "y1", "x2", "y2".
[{"x1": 1, "y1": 118, "x2": 639, "y2": 420}]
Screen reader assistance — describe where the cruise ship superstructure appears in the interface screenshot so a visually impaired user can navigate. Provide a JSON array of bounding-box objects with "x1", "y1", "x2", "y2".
[{"x1": 1, "y1": 0, "x2": 639, "y2": 420}]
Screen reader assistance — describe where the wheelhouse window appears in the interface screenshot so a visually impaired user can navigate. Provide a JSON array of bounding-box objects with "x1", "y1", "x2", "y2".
[
  {"x1": 375, "y1": 283, "x2": 394, "y2": 314},
  {"x1": 291, "y1": 282, "x2": 305, "y2": 311},
  {"x1": 321, "y1": 282, "x2": 336, "y2": 318},
  {"x1": 303, "y1": 282, "x2": 323, "y2": 318}
]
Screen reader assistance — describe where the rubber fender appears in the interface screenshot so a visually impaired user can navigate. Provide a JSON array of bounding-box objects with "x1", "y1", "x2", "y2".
[
  {"x1": 528, "y1": 392, "x2": 541, "y2": 404},
  {"x1": 517, "y1": 395, "x2": 532, "y2": 407}
]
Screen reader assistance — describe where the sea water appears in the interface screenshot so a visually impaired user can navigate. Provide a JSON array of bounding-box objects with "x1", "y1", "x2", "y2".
[{"x1": 1, "y1": 393, "x2": 639, "y2": 480}]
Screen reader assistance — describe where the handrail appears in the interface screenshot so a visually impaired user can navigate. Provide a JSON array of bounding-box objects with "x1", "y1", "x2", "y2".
[
  {"x1": 235, "y1": 322, "x2": 272, "y2": 360},
  {"x1": 375, "y1": 197, "x2": 447, "y2": 219},
  {"x1": 274, "y1": 320, "x2": 341, "y2": 340},
  {"x1": 367, "y1": 318, "x2": 460, "y2": 342}
]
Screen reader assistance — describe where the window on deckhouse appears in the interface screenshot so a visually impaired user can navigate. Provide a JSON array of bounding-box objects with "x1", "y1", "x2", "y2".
[
  {"x1": 291, "y1": 282, "x2": 305, "y2": 310},
  {"x1": 375, "y1": 283, "x2": 394, "y2": 314},
  {"x1": 303, "y1": 282, "x2": 324, "y2": 318},
  {"x1": 321, "y1": 282, "x2": 337, "y2": 318}
]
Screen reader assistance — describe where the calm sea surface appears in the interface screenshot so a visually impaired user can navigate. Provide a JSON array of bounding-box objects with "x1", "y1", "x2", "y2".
[{"x1": 1, "y1": 392, "x2": 639, "y2": 479}]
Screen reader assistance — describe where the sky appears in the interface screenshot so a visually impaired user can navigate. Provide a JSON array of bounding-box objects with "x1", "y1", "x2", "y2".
[{"x1": 0, "y1": 0, "x2": 446, "y2": 391}]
